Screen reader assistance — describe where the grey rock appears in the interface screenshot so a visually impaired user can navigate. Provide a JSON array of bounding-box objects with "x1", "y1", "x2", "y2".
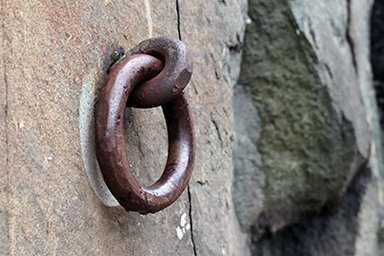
[
  {"x1": 233, "y1": 0, "x2": 381, "y2": 252},
  {"x1": 355, "y1": 175, "x2": 380, "y2": 256},
  {"x1": 0, "y1": 0, "x2": 253, "y2": 255},
  {"x1": 178, "y1": 0, "x2": 251, "y2": 255},
  {"x1": 252, "y1": 167, "x2": 377, "y2": 256},
  {"x1": 233, "y1": 85, "x2": 265, "y2": 231}
]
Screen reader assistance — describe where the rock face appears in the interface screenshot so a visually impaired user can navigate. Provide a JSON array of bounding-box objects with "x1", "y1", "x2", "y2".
[
  {"x1": 178, "y1": 1, "x2": 251, "y2": 255},
  {"x1": 0, "y1": 0, "x2": 381, "y2": 255},
  {"x1": 1, "y1": 1, "x2": 195, "y2": 255},
  {"x1": 253, "y1": 166, "x2": 378, "y2": 256},
  {"x1": 0, "y1": 0, "x2": 249, "y2": 255},
  {"x1": 233, "y1": 0, "x2": 381, "y2": 254}
]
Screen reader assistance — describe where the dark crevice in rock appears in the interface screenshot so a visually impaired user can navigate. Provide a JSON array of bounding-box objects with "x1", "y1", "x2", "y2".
[
  {"x1": 370, "y1": 1, "x2": 384, "y2": 253},
  {"x1": 175, "y1": 3, "x2": 197, "y2": 255},
  {"x1": 371, "y1": 0, "x2": 384, "y2": 125},
  {"x1": 210, "y1": 113, "x2": 223, "y2": 147},
  {"x1": 307, "y1": 19, "x2": 318, "y2": 50},
  {"x1": 187, "y1": 187, "x2": 197, "y2": 256},
  {"x1": 346, "y1": 0, "x2": 358, "y2": 73},
  {"x1": 226, "y1": 34, "x2": 243, "y2": 53},
  {"x1": 252, "y1": 164, "x2": 372, "y2": 256},
  {"x1": 196, "y1": 180, "x2": 209, "y2": 186},
  {"x1": 324, "y1": 64, "x2": 333, "y2": 79},
  {"x1": 176, "y1": 0, "x2": 181, "y2": 41}
]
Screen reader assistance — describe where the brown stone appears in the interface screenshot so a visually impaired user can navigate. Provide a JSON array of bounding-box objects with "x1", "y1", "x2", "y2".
[{"x1": 1, "y1": 1, "x2": 195, "y2": 255}]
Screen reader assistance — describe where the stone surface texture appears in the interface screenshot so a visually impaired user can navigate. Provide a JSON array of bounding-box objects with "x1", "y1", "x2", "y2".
[
  {"x1": 0, "y1": 0, "x2": 250, "y2": 255},
  {"x1": 233, "y1": 0, "x2": 381, "y2": 254},
  {"x1": 252, "y1": 167, "x2": 377, "y2": 256},
  {"x1": 2, "y1": 1, "x2": 186, "y2": 255},
  {"x1": 0, "y1": 2, "x2": 9, "y2": 254},
  {"x1": 0, "y1": 0, "x2": 381, "y2": 255},
  {"x1": 178, "y1": 0, "x2": 250, "y2": 255}
]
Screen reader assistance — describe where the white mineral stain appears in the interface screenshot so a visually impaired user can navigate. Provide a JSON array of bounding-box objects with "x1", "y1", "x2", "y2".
[
  {"x1": 180, "y1": 213, "x2": 187, "y2": 227},
  {"x1": 176, "y1": 226, "x2": 183, "y2": 240},
  {"x1": 245, "y1": 15, "x2": 252, "y2": 25}
]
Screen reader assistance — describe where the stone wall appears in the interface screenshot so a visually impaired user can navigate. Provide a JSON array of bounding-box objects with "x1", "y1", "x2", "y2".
[
  {"x1": 0, "y1": 0, "x2": 249, "y2": 255},
  {"x1": 0, "y1": 0, "x2": 381, "y2": 255},
  {"x1": 233, "y1": 0, "x2": 381, "y2": 255}
]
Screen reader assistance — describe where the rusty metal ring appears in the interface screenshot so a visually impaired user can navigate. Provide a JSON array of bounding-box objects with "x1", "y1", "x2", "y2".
[
  {"x1": 95, "y1": 53, "x2": 195, "y2": 213},
  {"x1": 125, "y1": 36, "x2": 193, "y2": 108}
]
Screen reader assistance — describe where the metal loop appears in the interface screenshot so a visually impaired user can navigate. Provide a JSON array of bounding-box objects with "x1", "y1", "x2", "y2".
[
  {"x1": 95, "y1": 53, "x2": 195, "y2": 213},
  {"x1": 126, "y1": 36, "x2": 193, "y2": 108}
]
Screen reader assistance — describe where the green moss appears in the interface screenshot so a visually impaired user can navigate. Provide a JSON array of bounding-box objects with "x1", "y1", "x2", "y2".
[
  {"x1": 378, "y1": 228, "x2": 384, "y2": 244},
  {"x1": 239, "y1": 0, "x2": 356, "y2": 208}
]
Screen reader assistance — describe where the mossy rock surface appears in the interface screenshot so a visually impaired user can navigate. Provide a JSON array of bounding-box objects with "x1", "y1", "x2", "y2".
[{"x1": 234, "y1": 0, "x2": 367, "y2": 236}]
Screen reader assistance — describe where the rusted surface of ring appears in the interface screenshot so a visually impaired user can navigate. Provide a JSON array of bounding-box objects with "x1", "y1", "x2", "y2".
[
  {"x1": 95, "y1": 53, "x2": 195, "y2": 213},
  {"x1": 126, "y1": 36, "x2": 193, "y2": 108}
]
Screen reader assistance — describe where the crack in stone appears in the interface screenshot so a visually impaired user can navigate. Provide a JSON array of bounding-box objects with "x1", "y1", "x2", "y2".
[
  {"x1": 210, "y1": 113, "x2": 223, "y2": 147},
  {"x1": 176, "y1": 0, "x2": 182, "y2": 41},
  {"x1": 187, "y1": 186, "x2": 197, "y2": 256},
  {"x1": 175, "y1": 2, "x2": 197, "y2": 255},
  {"x1": 346, "y1": 0, "x2": 358, "y2": 73}
]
